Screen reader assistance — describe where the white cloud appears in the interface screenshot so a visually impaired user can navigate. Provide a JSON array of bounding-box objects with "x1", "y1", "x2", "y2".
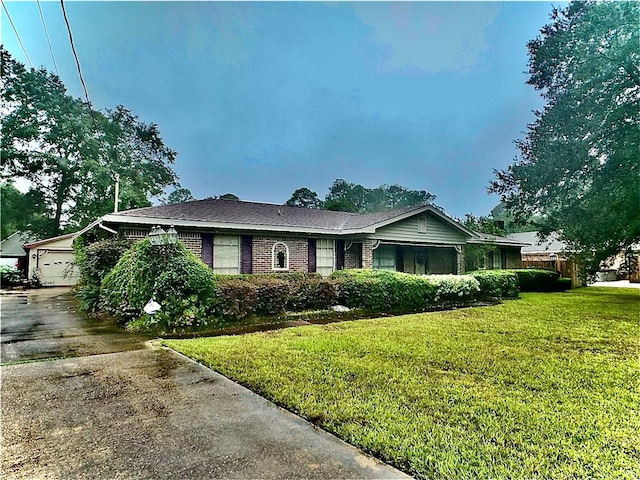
[{"x1": 353, "y1": 2, "x2": 500, "y2": 74}]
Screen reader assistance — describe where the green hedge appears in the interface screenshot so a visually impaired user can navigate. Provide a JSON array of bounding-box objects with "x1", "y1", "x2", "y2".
[
  {"x1": 470, "y1": 268, "x2": 570, "y2": 294},
  {"x1": 468, "y1": 270, "x2": 520, "y2": 299},
  {"x1": 510, "y1": 268, "x2": 567, "y2": 292},
  {"x1": 330, "y1": 269, "x2": 480, "y2": 313}
]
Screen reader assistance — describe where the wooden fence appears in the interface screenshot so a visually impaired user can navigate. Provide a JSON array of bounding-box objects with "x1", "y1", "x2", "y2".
[{"x1": 522, "y1": 259, "x2": 582, "y2": 287}]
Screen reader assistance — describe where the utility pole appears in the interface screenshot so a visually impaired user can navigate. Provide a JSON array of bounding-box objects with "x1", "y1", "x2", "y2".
[{"x1": 114, "y1": 173, "x2": 120, "y2": 212}]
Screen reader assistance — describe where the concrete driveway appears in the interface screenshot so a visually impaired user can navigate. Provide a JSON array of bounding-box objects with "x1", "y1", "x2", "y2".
[{"x1": 1, "y1": 289, "x2": 409, "y2": 479}]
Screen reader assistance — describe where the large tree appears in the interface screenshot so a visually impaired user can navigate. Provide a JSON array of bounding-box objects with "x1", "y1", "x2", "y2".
[
  {"x1": 285, "y1": 187, "x2": 322, "y2": 209},
  {"x1": 0, "y1": 182, "x2": 50, "y2": 240},
  {"x1": 0, "y1": 48, "x2": 179, "y2": 237},
  {"x1": 490, "y1": 1, "x2": 640, "y2": 273}
]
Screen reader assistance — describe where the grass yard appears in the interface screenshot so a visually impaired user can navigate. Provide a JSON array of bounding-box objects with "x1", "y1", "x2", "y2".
[{"x1": 164, "y1": 287, "x2": 640, "y2": 479}]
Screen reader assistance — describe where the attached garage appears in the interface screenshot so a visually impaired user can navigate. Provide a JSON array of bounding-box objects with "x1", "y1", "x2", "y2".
[{"x1": 24, "y1": 234, "x2": 80, "y2": 287}]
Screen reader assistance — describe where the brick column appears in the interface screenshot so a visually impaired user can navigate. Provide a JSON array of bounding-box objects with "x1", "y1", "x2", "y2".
[
  {"x1": 456, "y1": 245, "x2": 465, "y2": 274},
  {"x1": 362, "y1": 239, "x2": 375, "y2": 269}
]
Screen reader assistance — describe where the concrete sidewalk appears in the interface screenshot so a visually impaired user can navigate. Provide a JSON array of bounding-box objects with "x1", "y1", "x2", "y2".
[
  {"x1": 1, "y1": 290, "x2": 410, "y2": 479},
  {"x1": 589, "y1": 280, "x2": 640, "y2": 289}
]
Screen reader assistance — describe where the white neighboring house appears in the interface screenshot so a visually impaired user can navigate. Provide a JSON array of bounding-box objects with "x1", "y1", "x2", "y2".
[
  {"x1": 24, "y1": 233, "x2": 80, "y2": 286},
  {"x1": 0, "y1": 231, "x2": 32, "y2": 269}
]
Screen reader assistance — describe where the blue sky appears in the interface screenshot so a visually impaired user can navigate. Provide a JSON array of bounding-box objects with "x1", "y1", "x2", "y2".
[{"x1": 2, "y1": 1, "x2": 564, "y2": 219}]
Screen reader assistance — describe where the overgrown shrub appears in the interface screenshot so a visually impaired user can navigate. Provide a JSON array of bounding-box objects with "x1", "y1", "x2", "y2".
[
  {"x1": 469, "y1": 270, "x2": 520, "y2": 299},
  {"x1": 74, "y1": 237, "x2": 131, "y2": 312},
  {"x1": 330, "y1": 269, "x2": 480, "y2": 313},
  {"x1": 100, "y1": 239, "x2": 217, "y2": 330},
  {"x1": 247, "y1": 277, "x2": 290, "y2": 315},
  {"x1": 0, "y1": 264, "x2": 23, "y2": 287}
]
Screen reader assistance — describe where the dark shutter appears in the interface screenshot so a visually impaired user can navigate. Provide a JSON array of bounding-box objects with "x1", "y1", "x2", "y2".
[
  {"x1": 201, "y1": 233, "x2": 213, "y2": 268},
  {"x1": 241, "y1": 236, "x2": 253, "y2": 274},
  {"x1": 500, "y1": 248, "x2": 507, "y2": 269},
  {"x1": 395, "y1": 246, "x2": 404, "y2": 272},
  {"x1": 308, "y1": 238, "x2": 317, "y2": 273},
  {"x1": 336, "y1": 239, "x2": 345, "y2": 270}
]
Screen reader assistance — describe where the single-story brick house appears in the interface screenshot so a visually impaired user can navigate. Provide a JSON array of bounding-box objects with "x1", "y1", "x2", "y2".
[{"x1": 78, "y1": 199, "x2": 526, "y2": 276}]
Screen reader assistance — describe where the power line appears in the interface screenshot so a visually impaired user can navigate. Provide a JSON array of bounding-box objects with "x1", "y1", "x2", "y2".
[
  {"x1": 1, "y1": 0, "x2": 34, "y2": 68},
  {"x1": 36, "y1": 0, "x2": 60, "y2": 76},
  {"x1": 59, "y1": 0, "x2": 97, "y2": 130}
]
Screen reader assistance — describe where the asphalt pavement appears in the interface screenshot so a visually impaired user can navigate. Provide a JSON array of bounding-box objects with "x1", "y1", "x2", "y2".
[{"x1": 1, "y1": 289, "x2": 409, "y2": 479}]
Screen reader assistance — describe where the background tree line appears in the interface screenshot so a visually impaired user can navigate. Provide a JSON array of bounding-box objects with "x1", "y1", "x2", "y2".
[{"x1": 285, "y1": 179, "x2": 435, "y2": 213}]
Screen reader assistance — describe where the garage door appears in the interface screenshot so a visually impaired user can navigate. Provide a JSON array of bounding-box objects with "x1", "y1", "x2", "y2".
[{"x1": 37, "y1": 251, "x2": 80, "y2": 286}]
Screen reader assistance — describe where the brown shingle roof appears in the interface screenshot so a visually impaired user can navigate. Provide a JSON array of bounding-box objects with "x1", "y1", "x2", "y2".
[{"x1": 116, "y1": 199, "x2": 427, "y2": 232}]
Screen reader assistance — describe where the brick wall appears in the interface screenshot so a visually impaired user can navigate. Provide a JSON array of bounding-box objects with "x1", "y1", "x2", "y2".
[
  {"x1": 178, "y1": 232, "x2": 202, "y2": 257},
  {"x1": 344, "y1": 242, "x2": 362, "y2": 269},
  {"x1": 251, "y1": 236, "x2": 309, "y2": 274},
  {"x1": 456, "y1": 246, "x2": 465, "y2": 274},
  {"x1": 362, "y1": 239, "x2": 375, "y2": 269},
  {"x1": 121, "y1": 228, "x2": 149, "y2": 242},
  {"x1": 121, "y1": 228, "x2": 202, "y2": 256}
]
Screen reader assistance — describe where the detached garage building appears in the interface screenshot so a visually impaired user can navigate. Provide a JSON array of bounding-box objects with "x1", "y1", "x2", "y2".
[{"x1": 24, "y1": 233, "x2": 80, "y2": 287}]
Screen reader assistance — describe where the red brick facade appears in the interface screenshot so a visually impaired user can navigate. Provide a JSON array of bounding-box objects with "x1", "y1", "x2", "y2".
[
  {"x1": 120, "y1": 228, "x2": 512, "y2": 276},
  {"x1": 121, "y1": 228, "x2": 203, "y2": 257},
  {"x1": 250, "y1": 236, "x2": 309, "y2": 274}
]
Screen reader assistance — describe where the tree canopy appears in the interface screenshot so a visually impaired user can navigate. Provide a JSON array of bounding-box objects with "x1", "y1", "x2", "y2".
[
  {"x1": 165, "y1": 187, "x2": 195, "y2": 205},
  {"x1": 285, "y1": 179, "x2": 435, "y2": 213},
  {"x1": 489, "y1": 1, "x2": 640, "y2": 272},
  {"x1": 0, "y1": 48, "x2": 180, "y2": 239}
]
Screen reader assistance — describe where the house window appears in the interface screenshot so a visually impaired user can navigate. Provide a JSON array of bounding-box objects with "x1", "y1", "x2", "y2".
[
  {"x1": 316, "y1": 239, "x2": 335, "y2": 276},
  {"x1": 417, "y1": 216, "x2": 427, "y2": 234},
  {"x1": 373, "y1": 245, "x2": 396, "y2": 271},
  {"x1": 272, "y1": 242, "x2": 289, "y2": 271},
  {"x1": 213, "y1": 235, "x2": 240, "y2": 274}
]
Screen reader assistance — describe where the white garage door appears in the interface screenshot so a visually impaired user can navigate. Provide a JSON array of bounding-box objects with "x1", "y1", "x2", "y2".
[{"x1": 37, "y1": 251, "x2": 80, "y2": 286}]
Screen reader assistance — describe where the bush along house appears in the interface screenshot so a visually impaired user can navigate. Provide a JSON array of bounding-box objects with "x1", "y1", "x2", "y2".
[{"x1": 77, "y1": 199, "x2": 526, "y2": 276}]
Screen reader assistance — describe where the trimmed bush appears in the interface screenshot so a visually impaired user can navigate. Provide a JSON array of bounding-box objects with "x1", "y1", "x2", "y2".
[
  {"x1": 511, "y1": 268, "x2": 561, "y2": 292},
  {"x1": 330, "y1": 269, "x2": 480, "y2": 313},
  {"x1": 213, "y1": 279, "x2": 258, "y2": 320},
  {"x1": 554, "y1": 277, "x2": 572, "y2": 291},
  {"x1": 469, "y1": 270, "x2": 520, "y2": 299},
  {"x1": 287, "y1": 276, "x2": 337, "y2": 311},
  {"x1": 100, "y1": 239, "x2": 217, "y2": 330}
]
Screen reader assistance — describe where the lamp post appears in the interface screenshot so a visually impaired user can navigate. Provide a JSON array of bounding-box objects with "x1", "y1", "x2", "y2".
[
  {"x1": 148, "y1": 225, "x2": 178, "y2": 246},
  {"x1": 143, "y1": 225, "x2": 178, "y2": 317}
]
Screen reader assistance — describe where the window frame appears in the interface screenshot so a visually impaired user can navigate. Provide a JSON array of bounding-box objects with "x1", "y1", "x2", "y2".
[
  {"x1": 271, "y1": 242, "x2": 290, "y2": 271},
  {"x1": 212, "y1": 234, "x2": 240, "y2": 274}
]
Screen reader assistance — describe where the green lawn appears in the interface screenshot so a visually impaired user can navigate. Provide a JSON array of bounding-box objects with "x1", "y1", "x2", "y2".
[{"x1": 164, "y1": 288, "x2": 640, "y2": 479}]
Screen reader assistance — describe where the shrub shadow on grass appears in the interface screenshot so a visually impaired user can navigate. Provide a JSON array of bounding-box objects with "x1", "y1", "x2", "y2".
[{"x1": 160, "y1": 298, "x2": 502, "y2": 339}]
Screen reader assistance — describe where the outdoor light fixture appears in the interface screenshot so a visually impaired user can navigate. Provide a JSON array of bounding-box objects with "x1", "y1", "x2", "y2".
[{"x1": 148, "y1": 225, "x2": 178, "y2": 246}]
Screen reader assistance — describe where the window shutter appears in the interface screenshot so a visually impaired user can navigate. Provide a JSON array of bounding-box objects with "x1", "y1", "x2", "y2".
[
  {"x1": 201, "y1": 233, "x2": 213, "y2": 268},
  {"x1": 336, "y1": 239, "x2": 345, "y2": 270},
  {"x1": 308, "y1": 238, "x2": 317, "y2": 273},
  {"x1": 241, "y1": 236, "x2": 253, "y2": 274},
  {"x1": 395, "y1": 245, "x2": 404, "y2": 272}
]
